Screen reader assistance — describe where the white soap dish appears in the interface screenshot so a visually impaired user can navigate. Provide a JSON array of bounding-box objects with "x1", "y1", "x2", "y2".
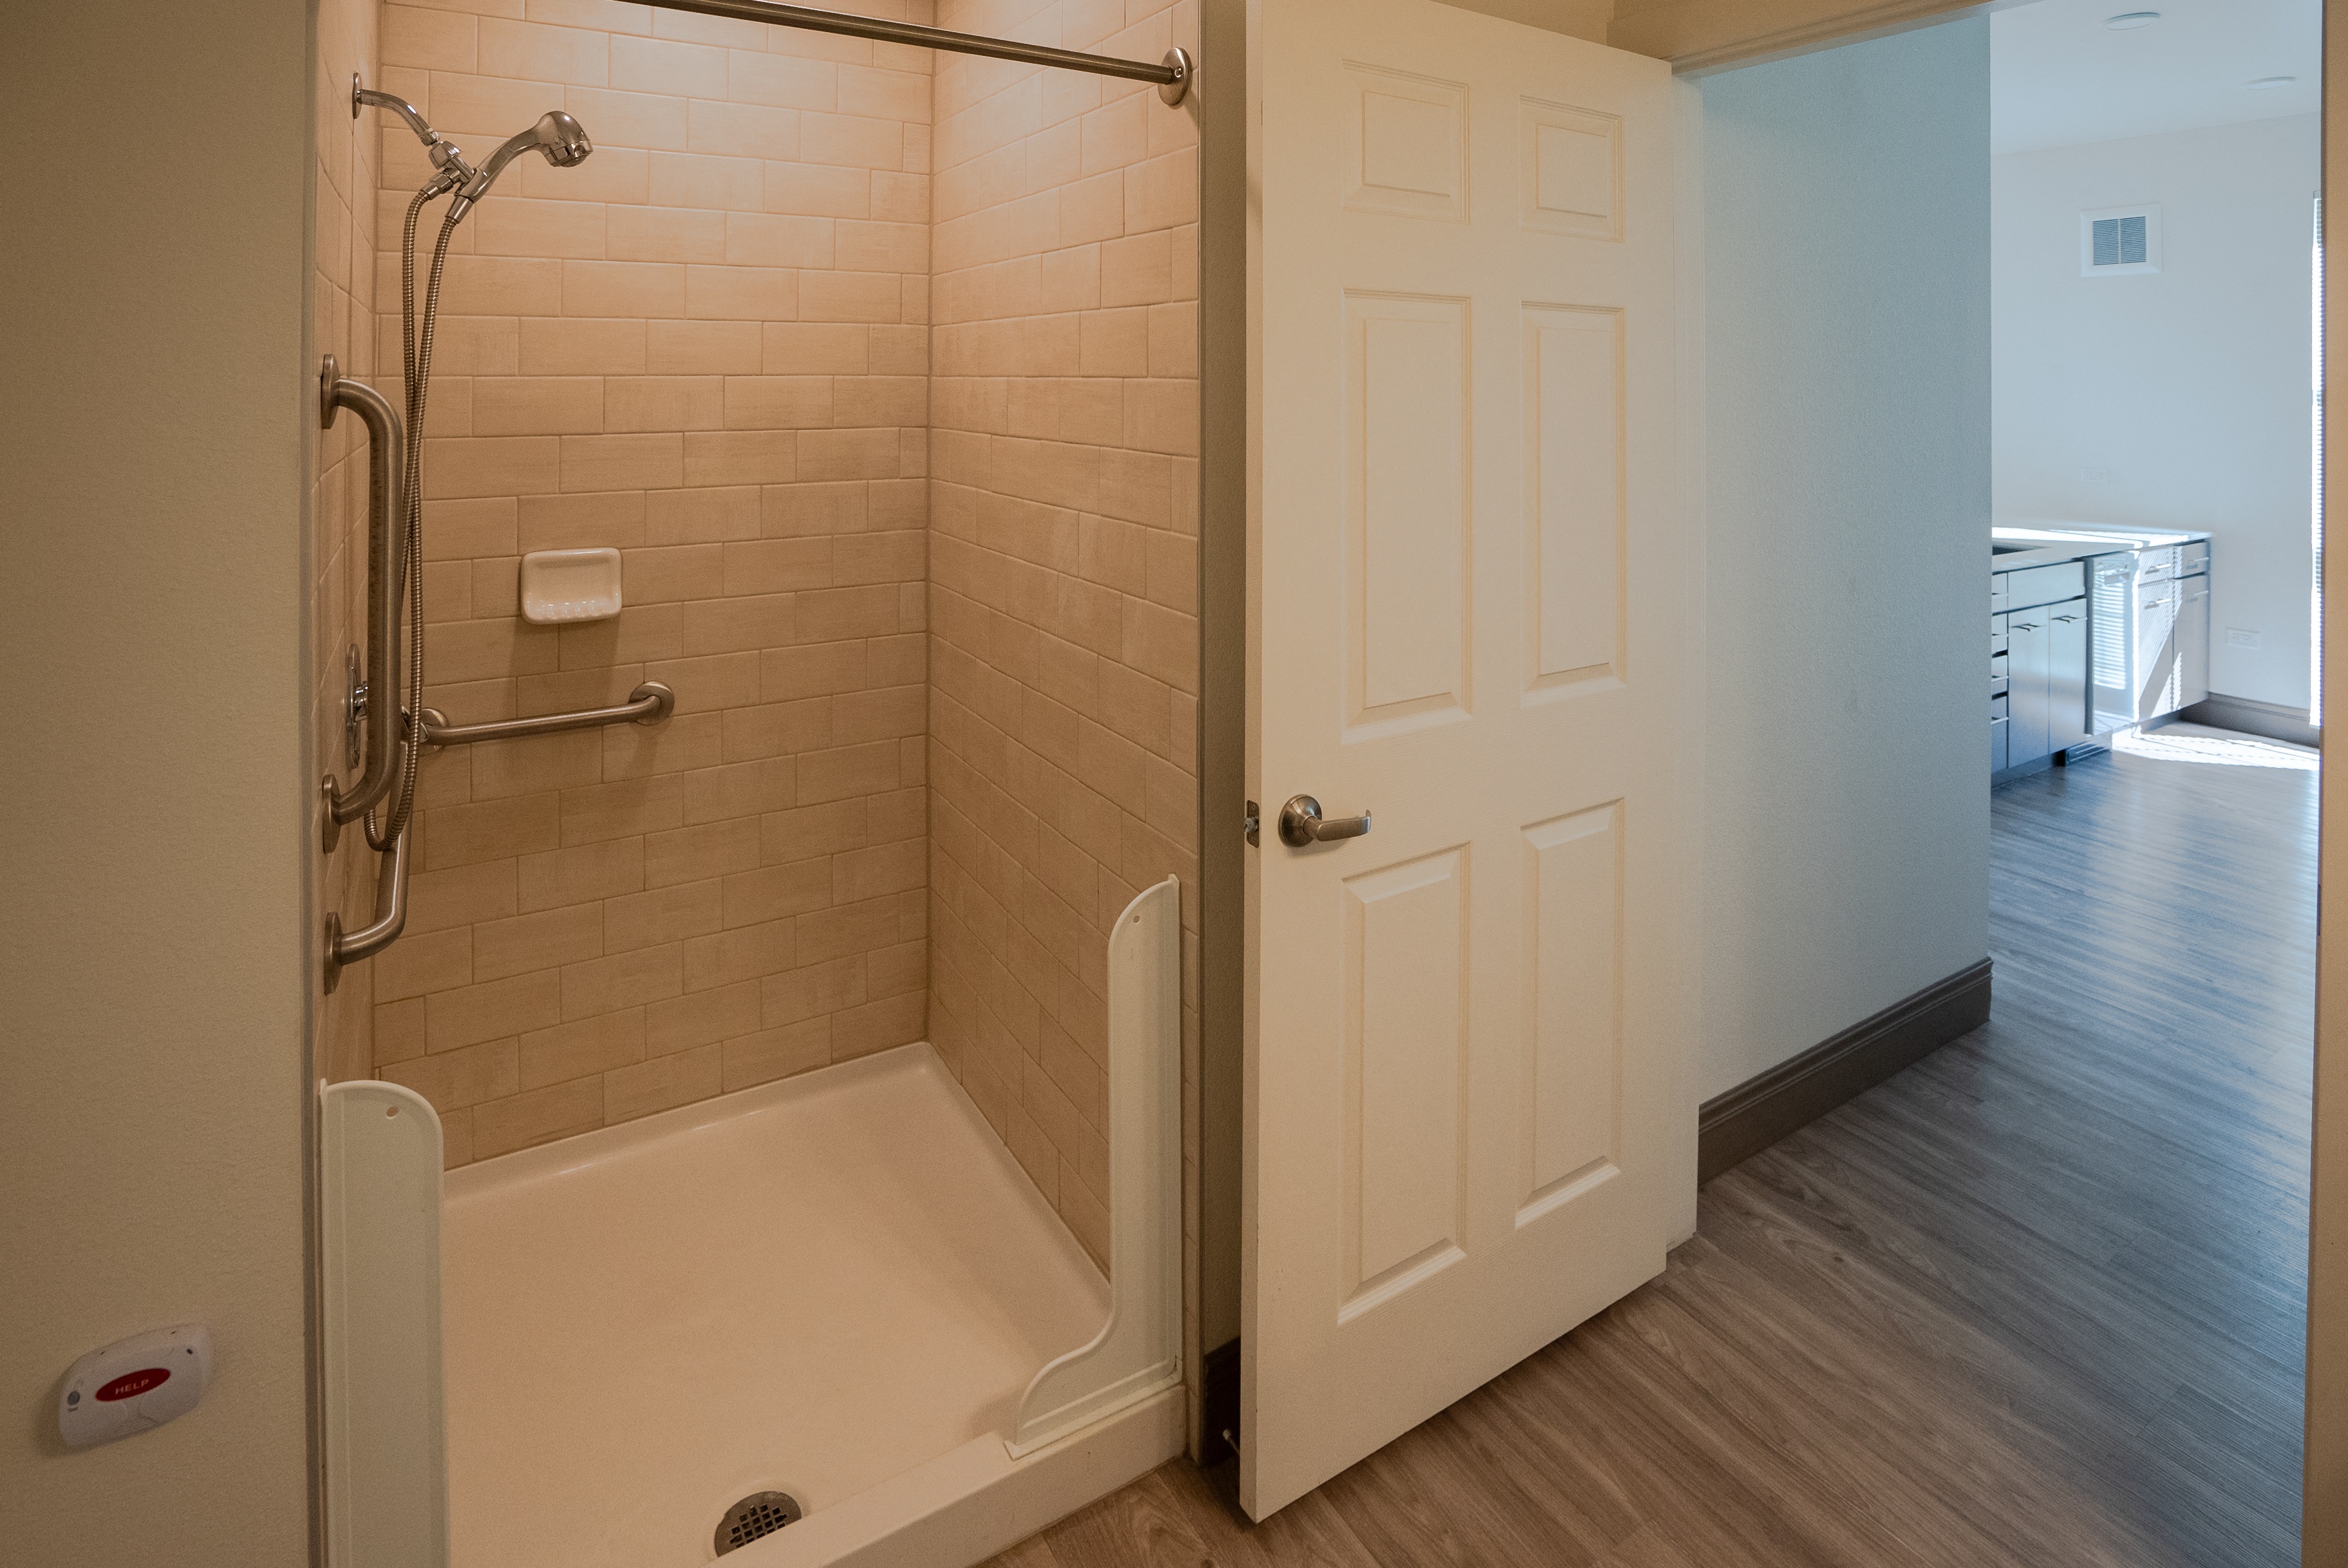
[{"x1": 519, "y1": 548, "x2": 622, "y2": 625}]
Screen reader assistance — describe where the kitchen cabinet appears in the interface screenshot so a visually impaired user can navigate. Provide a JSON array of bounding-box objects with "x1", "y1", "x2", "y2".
[
  {"x1": 2089, "y1": 554, "x2": 2136, "y2": 734},
  {"x1": 1994, "y1": 557, "x2": 2087, "y2": 776},
  {"x1": 2049, "y1": 603, "x2": 2090, "y2": 751},
  {"x1": 2000, "y1": 597, "x2": 2085, "y2": 771},
  {"x1": 2177, "y1": 574, "x2": 2210, "y2": 709},
  {"x1": 2007, "y1": 611, "x2": 2051, "y2": 765},
  {"x1": 2090, "y1": 543, "x2": 2210, "y2": 726},
  {"x1": 1989, "y1": 527, "x2": 2212, "y2": 779}
]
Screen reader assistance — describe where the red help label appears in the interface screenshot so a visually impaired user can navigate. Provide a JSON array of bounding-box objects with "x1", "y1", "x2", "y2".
[{"x1": 94, "y1": 1367, "x2": 171, "y2": 1403}]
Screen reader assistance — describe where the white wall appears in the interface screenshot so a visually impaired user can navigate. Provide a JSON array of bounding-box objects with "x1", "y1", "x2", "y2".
[
  {"x1": 1993, "y1": 114, "x2": 2320, "y2": 713},
  {"x1": 0, "y1": 3, "x2": 315, "y2": 1563},
  {"x1": 1698, "y1": 17, "x2": 1992, "y2": 1100}
]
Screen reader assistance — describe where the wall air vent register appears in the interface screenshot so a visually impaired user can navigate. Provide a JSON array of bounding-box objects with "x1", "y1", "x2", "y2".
[{"x1": 2080, "y1": 204, "x2": 2163, "y2": 276}]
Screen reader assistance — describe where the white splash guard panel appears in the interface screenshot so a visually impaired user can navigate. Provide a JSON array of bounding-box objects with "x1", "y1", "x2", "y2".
[
  {"x1": 1008, "y1": 875, "x2": 1185, "y2": 1456},
  {"x1": 319, "y1": 1079, "x2": 449, "y2": 1568},
  {"x1": 441, "y1": 1042, "x2": 1178, "y2": 1568}
]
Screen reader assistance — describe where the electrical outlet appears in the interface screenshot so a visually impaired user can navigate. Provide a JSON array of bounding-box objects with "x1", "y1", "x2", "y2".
[{"x1": 2227, "y1": 628, "x2": 2262, "y2": 650}]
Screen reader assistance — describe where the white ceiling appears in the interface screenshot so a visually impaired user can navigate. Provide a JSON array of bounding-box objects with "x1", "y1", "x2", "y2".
[{"x1": 1991, "y1": 0, "x2": 2320, "y2": 156}]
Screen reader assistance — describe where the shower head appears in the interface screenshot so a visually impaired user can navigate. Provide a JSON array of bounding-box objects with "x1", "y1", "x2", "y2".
[
  {"x1": 529, "y1": 110, "x2": 595, "y2": 169},
  {"x1": 448, "y1": 111, "x2": 593, "y2": 221}
]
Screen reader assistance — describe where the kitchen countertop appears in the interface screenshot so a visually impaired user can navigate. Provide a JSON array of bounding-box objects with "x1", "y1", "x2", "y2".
[{"x1": 1990, "y1": 524, "x2": 2210, "y2": 573}]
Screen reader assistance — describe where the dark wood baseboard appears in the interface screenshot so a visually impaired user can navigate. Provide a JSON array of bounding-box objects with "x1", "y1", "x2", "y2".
[
  {"x1": 2174, "y1": 691, "x2": 2320, "y2": 751},
  {"x1": 1698, "y1": 958, "x2": 1993, "y2": 1184}
]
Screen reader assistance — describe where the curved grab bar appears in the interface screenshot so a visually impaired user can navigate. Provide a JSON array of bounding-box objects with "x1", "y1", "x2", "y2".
[
  {"x1": 317, "y1": 355, "x2": 407, "y2": 852},
  {"x1": 417, "y1": 682, "x2": 674, "y2": 747},
  {"x1": 324, "y1": 811, "x2": 410, "y2": 993}
]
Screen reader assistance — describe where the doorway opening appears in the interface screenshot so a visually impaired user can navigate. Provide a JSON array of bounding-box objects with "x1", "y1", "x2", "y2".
[{"x1": 1984, "y1": 1, "x2": 2316, "y2": 1560}]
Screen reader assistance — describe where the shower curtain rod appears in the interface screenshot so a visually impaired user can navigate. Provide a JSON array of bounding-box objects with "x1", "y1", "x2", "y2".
[{"x1": 639, "y1": 0, "x2": 1192, "y2": 103}]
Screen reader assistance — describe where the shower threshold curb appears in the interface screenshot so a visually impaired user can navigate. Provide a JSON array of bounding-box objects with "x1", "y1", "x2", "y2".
[{"x1": 731, "y1": 1384, "x2": 1185, "y2": 1568}]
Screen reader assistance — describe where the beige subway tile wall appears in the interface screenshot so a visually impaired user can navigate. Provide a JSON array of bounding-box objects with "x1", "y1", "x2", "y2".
[
  {"x1": 316, "y1": 0, "x2": 384, "y2": 1087},
  {"x1": 925, "y1": 0, "x2": 1202, "y2": 1271},
  {"x1": 366, "y1": 0, "x2": 938, "y2": 1165}
]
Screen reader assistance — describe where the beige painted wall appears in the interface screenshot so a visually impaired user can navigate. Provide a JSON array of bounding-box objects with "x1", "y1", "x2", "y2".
[{"x1": 0, "y1": 3, "x2": 316, "y2": 1563}]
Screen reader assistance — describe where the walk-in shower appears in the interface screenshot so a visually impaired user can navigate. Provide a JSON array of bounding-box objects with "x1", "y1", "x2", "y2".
[{"x1": 313, "y1": 1, "x2": 1201, "y2": 1562}]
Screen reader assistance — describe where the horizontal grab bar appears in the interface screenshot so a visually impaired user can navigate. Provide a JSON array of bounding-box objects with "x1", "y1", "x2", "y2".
[{"x1": 417, "y1": 682, "x2": 674, "y2": 747}]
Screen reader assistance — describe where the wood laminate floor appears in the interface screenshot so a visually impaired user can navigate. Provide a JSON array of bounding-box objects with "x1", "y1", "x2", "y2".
[{"x1": 990, "y1": 727, "x2": 2316, "y2": 1567}]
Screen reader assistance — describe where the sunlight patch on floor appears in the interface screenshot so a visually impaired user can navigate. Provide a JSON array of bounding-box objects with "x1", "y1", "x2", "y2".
[{"x1": 2111, "y1": 722, "x2": 2320, "y2": 771}]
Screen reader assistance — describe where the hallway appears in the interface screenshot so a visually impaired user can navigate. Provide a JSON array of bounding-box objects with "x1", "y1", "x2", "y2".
[{"x1": 994, "y1": 730, "x2": 2316, "y2": 1566}]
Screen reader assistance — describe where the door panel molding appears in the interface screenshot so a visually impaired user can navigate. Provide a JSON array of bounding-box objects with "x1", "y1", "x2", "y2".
[
  {"x1": 1244, "y1": 0, "x2": 1690, "y2": 1520},
  {"x1": 1520, "y1": 303, "x2": 1626, "y2": 699},
  {"x1": 1344, "y1": 292, "x2": 1476, "y2": 737},
  {"x1": 1519, "y1": 801, "x2": 1624, "y2": 1220},
  {"x1": 1344, "y1": 63, "x2": 1473, "y2": 221},
  {"x1": 1340, "y1": 845, "x2": 1472, "y2": 1309},
  {"x1": 1519, "y1": 98, "x2": 1624, "y2": 239}
]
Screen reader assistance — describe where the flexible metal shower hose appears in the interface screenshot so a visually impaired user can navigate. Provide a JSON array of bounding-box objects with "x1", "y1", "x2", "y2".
[{"x1": 368, "y1": 183, "x2": 460, "y2": 853}]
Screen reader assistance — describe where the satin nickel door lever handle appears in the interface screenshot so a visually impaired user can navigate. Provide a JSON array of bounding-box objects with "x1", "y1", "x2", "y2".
[{"x1": 1278, "y1": 795, "x2": 1371, "y2": 848}]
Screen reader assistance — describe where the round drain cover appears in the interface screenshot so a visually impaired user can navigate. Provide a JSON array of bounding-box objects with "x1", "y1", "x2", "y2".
[{"x1": 715, "y1": 1491, "x2": 802, "y2": 1556}]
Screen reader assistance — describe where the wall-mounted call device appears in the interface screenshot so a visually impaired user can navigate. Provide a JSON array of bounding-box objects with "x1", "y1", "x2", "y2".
[{"x1": 58, "y1": 1324, "x2": 211, "y2": 1448}]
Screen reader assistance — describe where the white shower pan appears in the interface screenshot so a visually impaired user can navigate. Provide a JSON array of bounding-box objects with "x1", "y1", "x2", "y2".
[
  {"x1": 322, "y1": 878, "x2": 1184, "y2": 1567},
  {"x1": 439, "y1": 1040, "x2": 1178, "y2": 1568}
]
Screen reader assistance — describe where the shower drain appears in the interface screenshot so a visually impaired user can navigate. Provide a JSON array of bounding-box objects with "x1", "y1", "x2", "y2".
[{"x1": 714, "y1": 1491, "x2": 803, "y2": 1556}]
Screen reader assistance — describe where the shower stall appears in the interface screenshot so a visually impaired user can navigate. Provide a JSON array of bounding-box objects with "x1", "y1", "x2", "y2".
[{"x1": 308, "y1": 0, "x2": 1203, "y2": 1560}]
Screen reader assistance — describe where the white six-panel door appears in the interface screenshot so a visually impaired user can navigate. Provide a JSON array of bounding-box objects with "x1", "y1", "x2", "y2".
[{"x1": 1242, "y1": 0, "x2": 1689, "y2": 1518}]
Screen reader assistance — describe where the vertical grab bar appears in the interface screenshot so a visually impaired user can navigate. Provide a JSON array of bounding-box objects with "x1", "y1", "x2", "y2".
[
  {"x1": 317, "y1": 353, "x2": 412, "y2": 993},
  {"x1": 326, "y1": 811, "x2": 411, "y2": 990},
  {"x1": 317, "y1": 354, "x2": 406, "y2": 853}
]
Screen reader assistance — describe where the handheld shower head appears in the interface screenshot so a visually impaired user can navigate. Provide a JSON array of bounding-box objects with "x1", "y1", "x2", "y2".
[
  {"x1": 529, "y1": 111, "x2": 595, "y2": 169},
  {"x1": 447, "y1": 111, "x2": 593, "y2": 221}
]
